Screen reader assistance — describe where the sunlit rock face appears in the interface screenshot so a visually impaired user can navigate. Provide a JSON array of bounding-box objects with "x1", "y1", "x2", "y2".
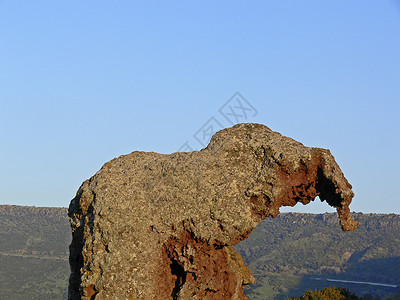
[{"x1": 68, "y1": 123, "x2": 358, "y2": 300}]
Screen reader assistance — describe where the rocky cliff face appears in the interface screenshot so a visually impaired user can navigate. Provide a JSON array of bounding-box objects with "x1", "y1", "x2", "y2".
[{"x1": 68, "y1": 123, "x2": 358, "y2": 300}]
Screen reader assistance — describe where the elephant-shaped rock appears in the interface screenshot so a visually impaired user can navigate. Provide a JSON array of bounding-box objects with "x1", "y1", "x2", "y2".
[{"x1": 68, "y1": 123, "x2": 358, "y2": 299}]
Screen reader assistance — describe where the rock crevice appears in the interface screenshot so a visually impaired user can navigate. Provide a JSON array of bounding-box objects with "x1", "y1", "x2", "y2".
[{"x1": 68, "y1": 123, "x2": 358, "y2": 299}]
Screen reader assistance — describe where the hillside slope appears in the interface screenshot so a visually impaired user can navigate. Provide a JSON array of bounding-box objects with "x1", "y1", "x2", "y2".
[
  {"x1": 0, "y1": 205, "x2": 70, "y2": 300},
  {"x1": 234, "y1": 212, "x2": 400, "y2": 299},
  {"x1": 0, "y1": 205, "x2": 399, "y2": 299}
]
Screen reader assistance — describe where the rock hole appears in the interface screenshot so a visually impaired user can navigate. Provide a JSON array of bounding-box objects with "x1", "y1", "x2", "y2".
[
  {"x1": 170, "y1": 260, "x2": 186, "y2": 299},
  {"x1": 316, "y1": 168, "x2": 343, "y2": 208}
]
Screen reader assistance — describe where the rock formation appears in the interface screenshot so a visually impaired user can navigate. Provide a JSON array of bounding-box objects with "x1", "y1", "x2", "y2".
[{"x1": 68, "y1": 123, "x2": 358, "y2": 300}]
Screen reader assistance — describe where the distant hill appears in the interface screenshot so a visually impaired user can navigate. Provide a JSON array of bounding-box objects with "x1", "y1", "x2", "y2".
[
  {"x1": 0, "y1": 205, "x2": 70, "y2": 300},
  {"x1": 0, "y1": 205, "x2": 399, "y2": 299},
  {"x1": 234, "y1": 212, "x2": 400, "y2": 299}
]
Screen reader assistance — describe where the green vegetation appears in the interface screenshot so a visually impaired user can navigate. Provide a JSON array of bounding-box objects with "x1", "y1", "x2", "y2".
[
  {"x1": 0, "y1": 255, "x2": 68, "y2": 299},
  {"x1": 0, "y1": 205, "x2": 399, "y2": 299},
  {"x1": 287, "y1": 287, "x2": 359, "y2": 299}
]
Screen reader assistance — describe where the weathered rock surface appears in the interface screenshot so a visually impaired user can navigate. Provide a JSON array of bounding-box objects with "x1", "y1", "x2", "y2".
[{"x1": 68, "y1": 123, "x2": 358, "y2": 300}]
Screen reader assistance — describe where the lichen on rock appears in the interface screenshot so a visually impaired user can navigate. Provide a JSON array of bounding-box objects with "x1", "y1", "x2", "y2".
[{"x1": 68, "y1": 123, "x2": 358, "y2": 299}]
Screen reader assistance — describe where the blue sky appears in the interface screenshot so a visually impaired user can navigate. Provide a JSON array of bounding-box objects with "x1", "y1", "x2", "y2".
[{"x1": 0, "y1": 1, "x2": 399, "y2": 213}]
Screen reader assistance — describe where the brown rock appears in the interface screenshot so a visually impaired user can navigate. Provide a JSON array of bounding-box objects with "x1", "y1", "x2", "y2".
[{"x1": 68, "y1": 123, "x2": 358, "y2": 299}]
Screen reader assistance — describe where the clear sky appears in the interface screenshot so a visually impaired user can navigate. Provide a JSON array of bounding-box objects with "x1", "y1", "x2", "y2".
[{"x1": 1, "y1": 1, "x2": 399, "y2": 213}]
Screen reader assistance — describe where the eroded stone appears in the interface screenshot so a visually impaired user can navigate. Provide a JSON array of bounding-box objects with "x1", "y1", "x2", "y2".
[{"x1": 68, "y1": 123, "x2": 358, "y2": 299}]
